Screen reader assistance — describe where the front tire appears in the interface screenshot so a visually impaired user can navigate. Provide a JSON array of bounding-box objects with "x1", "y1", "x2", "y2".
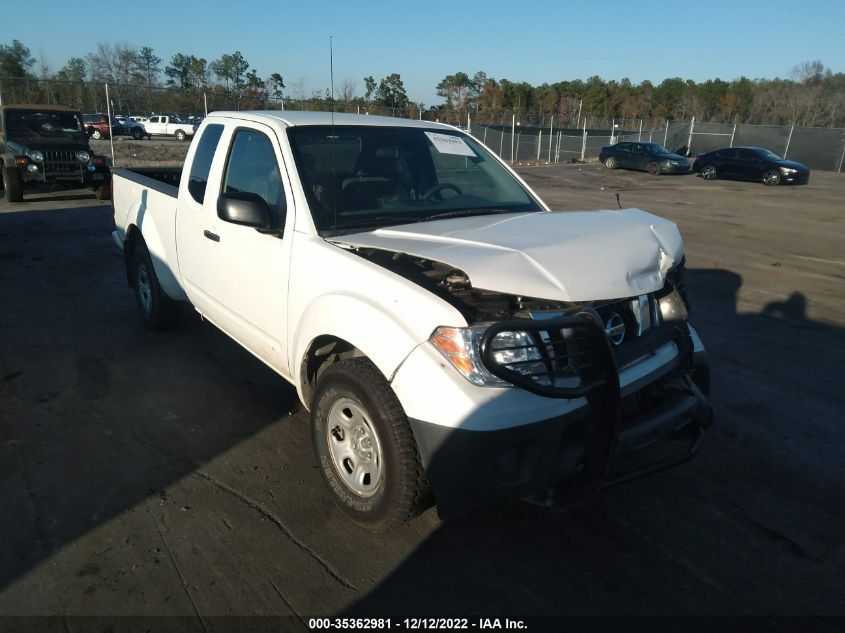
[
  {"x1": 2, "y1": 168, "x2": 24, "y2": 202},
  {"x1": 95, "y1": 184, "x2": 111, "y2": 200},
  {"x1": 311, "y1": 359, "x2": 429, "y2": 529},
  {"x1": 131, "y1": 127, "x2": 145, "y2": 140},
  {"x1": 762, "y1": 169, "x2": 781, "y2": 186},
  {"x1": 647, "y1": 162, "x2": 662, "y2": 176},
  {"x1": 131, "y1": 242, "x2": 183, "y2": 330},
  {"x1": 604, "y1": 156, "x2": 617, "y2": 169}
]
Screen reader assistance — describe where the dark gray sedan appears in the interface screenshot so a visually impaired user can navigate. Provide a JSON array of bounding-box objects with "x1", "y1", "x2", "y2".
[{"x1": 599, "y1": 141, "x2": 690, "y2": 175}]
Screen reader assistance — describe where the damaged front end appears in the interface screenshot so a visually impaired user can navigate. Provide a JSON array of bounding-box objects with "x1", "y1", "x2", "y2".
[{"x1": 350, "y1": 245, "x2": 712, "y2": 517}]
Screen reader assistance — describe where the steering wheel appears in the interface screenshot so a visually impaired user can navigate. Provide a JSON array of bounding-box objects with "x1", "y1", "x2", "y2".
[{"x1": 421, "y1": 183, "x2": 463, "y2": 200}]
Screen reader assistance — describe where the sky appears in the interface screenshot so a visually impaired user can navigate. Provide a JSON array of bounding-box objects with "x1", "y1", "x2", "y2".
[{"x1": 4, "y1": 0, "x2": 844, "y2": 105}]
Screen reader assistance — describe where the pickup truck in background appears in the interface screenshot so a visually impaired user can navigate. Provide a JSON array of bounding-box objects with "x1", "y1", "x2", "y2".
[
  {"x1": 143, "y1": 115, "x2": 196, "y2": 141},
  {"x1": 111, "y1": 112, "x2": 712, "y2": 528}
]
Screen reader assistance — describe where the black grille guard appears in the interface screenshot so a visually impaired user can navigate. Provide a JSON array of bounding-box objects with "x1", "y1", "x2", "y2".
[{"x1": 479, "y1": 313, "x2": 693, "y2": 400}]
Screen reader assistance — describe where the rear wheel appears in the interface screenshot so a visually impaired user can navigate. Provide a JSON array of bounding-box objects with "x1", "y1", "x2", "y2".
[
  {"x1": 131, "y1": 241, "x2": 184, "y2": 330},
  {"x1": 700, "y1": 164, "x2": 718, "y2": 180},
  {"x1": 311, "y1": 358, "x2": 429, "y2": 529},
  {"x1": 647, "y1": 162, "x2": 662, "y2": 176},
  {"x1": 95, "y1": 184, "x2": 111, "y2": 200},
  {"x1": 762, "y1": 169, "x2": 781, "y2": 186},
  {"x1": 2, "y1": 168, "x2": 23, "y2": 202},
  {"x1": 604, "y1": 156, "x2": 617, "y2": 169},
  {"x1": 92, "y1": 129, "x2": 103, "y2": 140},
  {"x1": 175, "y1": 130, "x2": 187, "y2": 141}
]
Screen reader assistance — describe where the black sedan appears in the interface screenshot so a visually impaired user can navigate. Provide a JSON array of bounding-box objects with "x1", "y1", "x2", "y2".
[
  {"x1": 599, "y1": 141, "x2": 690, "y2": 175},
  {"x1": 693, "y1": 146, "x2": 809, "y2": 185}
]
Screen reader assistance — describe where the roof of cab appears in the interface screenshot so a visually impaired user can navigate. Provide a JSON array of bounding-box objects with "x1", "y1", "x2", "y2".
[{"x1": 205, "y1": 110, "x2": 456, "y2": 130}]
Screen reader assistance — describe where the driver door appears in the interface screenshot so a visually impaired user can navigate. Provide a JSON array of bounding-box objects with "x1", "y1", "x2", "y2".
[{"x1": 177, "y1": 121, "x2": 295, "y2": 377}]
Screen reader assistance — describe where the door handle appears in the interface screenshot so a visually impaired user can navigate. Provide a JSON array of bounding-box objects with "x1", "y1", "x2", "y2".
[{"x1": 203, "y1": 230, "x2": 220, "y2": 242}]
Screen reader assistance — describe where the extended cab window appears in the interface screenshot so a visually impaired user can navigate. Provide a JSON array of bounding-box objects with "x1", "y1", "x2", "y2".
[
  {"x1": 222, "y1": 129, "x2": 285, "y2": 224},
  {"x1": 187, "y1": 123, "x2": 224, "y2": 203}
]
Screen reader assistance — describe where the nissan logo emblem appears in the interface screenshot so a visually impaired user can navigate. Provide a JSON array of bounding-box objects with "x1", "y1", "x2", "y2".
[{"x1": 605, "y1": 313, "x2": 626, "y2": 346}]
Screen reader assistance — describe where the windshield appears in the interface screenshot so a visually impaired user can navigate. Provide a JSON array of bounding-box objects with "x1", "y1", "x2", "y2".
[
  {"x1": 287, "y1": 125, "x2": 542, "y2": 234},
  {"x1": 4, "y1": 109, "x2": 85, "y2": 138},
  {"x1": 648, "y1": 144, "x2": 671, "y2": 154}
]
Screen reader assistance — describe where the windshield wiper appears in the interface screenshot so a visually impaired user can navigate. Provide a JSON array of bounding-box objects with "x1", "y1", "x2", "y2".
[
  {"x1": 423, "y1": 208, "x2": 517, "y2": 221},
  {"x1": 330, "y1": 215, "x2": 420, "y2": 231}
]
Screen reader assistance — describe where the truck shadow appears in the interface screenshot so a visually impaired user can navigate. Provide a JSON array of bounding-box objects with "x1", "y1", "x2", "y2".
[{"x1": 342, "y1": 270, "x2": 845, "y2": 615}]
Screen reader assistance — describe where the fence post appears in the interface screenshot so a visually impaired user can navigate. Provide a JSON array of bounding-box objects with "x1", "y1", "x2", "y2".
[
  {"x1": 686, "y1": 116, "x2": 695, "y2": 154},
  {"x1": 730, "y1": 122, "x2": 737, "y2": 147},
  {"x1": 511, "y1": 115, "x2": 515, "y2": 163},
  {"x1": 556, "y1": 130, "x2": 561, "y2": 163},
  {"x1": 516, "y1": 133, "x2": 521, "y2": 162},
  {"x1": 105, "y1": 83, "x2": 115, "y2": 167},
  {"x1": 483, "y1": 126, "x2": 488, "y2": 144},
  {"x1": 837, "y1": 132, "x2": 845, "y2": 173},
  {"x1": 548, "y1": 115, "x2": 554, "y2": 163},
  {"x1": 537, "y1": 131, "x2": 542, "y2": 161},
  {"x1": 638, "y1": 119, "x2": 643, "y2": 141},
  {"x1": 783, "y1": 125, "x2": 795, "y2": 159},
  {"x1": 580, "y1": 118, "x2": 587, "y2": 161},
  {"x1": 664, "y1": 120, "x2": 669, "y2": 146},
  {"x1": 203, "y1": 91, "x2": 208, "y2": 116},
  {"x1": 499, "y1": 126, "x2": 505, "y2": 157}
]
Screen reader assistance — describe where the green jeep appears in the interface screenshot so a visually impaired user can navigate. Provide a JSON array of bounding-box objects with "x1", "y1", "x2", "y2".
[{"x1": 0, "y1": 104, "x2": 111, "y2": 202}]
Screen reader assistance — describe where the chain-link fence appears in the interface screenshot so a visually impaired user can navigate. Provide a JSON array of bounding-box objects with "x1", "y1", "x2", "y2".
[{"x1": 4, "y1": 76, "x2": 845, "y2": 172}]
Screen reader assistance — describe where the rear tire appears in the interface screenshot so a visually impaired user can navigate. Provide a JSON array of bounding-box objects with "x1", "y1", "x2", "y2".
[
  {"x1": 762, "y1": 169, "x2": 781, "y2": 186},
  {"x1": 131, "y1": 241, "x2": 184, "y2": 330},
  {"x1": 175, "y1": 130, "x2": 187, "y2": 141},
  {"x1": 95, "y1": 184, "x2": 111, "y2": 200},
  {"x1": 92, "y1": 129, "x2": 103, "y2": 140},
  {"x1": 604, "y1": 156, "x2": 617, "y2": 169},
  {"x1": 311, "y1": 358, "x2": 430, "y2": 529},
  {"x1": 700, "y1": 164, "x2": 718, "y2": 180},
  {"x1": 2, "y1": 168, "x2": 24, "y2": 202}
]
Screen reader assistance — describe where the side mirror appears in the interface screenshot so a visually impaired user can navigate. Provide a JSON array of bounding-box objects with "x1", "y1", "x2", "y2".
[{"x1": 217, "y1": 191, "x2": 272, "y2": 229}]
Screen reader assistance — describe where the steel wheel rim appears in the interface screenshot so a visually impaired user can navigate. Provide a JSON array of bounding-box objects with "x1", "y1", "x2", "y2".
[
  {"x1": 702, "y1": 166, "x2": 716, "y2": 179},
  {"x1": 326, "y1": 397, "x2": 384, "y2": 498},
  {"x1": 605, "y1": 158, "x2": 614, "y2": 168},
  {"x1": 137, "y1": 263, "x2": 153, "y2": 313},
  {"x1": 763, "y1": 171, "x2": 779, "y2": 185}
]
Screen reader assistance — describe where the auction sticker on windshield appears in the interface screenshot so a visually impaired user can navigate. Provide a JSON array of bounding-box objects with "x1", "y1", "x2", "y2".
[{"x1": 425, "y1": 132, "x2": 475, "y2": 157}]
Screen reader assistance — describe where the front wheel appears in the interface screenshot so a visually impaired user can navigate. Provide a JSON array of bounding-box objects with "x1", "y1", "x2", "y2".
[
  {"x1": 647, "y1": 162, "x2": 662, "y2": 176},
  {"x1": 131, "y1": 242, "x2": 184, "y2": 330},
  {"x1": 311, "y1": 359, "x2": 429, "y2": 529},
  {"x1": 2, "y1": 167, "x2": 23, "y2": 202},
  {"x1": 604, "y1": 156, "x2": 617, "y2": 169},
  {"x1": 762, "y1": 169, "x2": 781, "y2": 186},
  {"x1": 175, "y1": 130, "x2": 187, "y2": 141},
  {"x1": 91, "y1": 129, "x2": 103, "y2": 140},
  {"x1": 131, "y1": 127, "x2": 145, "y2": 140}
]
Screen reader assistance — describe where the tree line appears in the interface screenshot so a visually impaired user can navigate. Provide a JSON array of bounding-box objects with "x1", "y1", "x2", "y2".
[{"x1": 1, "y1": 39, "x2": 843, "y2": 127}]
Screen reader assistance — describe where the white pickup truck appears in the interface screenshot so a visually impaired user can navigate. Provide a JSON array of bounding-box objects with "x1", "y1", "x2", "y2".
[
  {"x1": 143, "y1": 115, "x2": 196, "y2": 141},
  {"x1": 111, "y1": 111, "x2": 712, "y2": 528}
]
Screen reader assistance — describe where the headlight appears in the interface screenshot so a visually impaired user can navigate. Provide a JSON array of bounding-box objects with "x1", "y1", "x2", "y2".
[
  {"x1": 75, "y1": 151, "x2": 91, "y2": 163},
  {"x1": 26, "y1": 150, "x2": 44, "y2": 163},
  {"x1": 430, "y1": 326, "x2": 509, "y2": 387},
  {"x1": 662, "y1": 160, "x2": 672, "y2": 167},
  {"x1": 779, "y1": 167, "x2": 798, "y2": 175}
]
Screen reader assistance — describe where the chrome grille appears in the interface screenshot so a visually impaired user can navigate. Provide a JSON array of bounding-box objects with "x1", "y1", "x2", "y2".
[{"x1": 43, "y1": 150, "x2": 82, "y2": 175}]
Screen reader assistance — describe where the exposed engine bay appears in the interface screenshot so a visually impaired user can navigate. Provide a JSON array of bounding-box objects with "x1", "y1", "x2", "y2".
[{"x1": 352, "y1": 247, "x2": 662, "y2": 324}]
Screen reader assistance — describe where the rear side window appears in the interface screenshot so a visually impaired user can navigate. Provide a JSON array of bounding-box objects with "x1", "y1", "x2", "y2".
[
  {"x1": 187, "y1": 123, "x2": 224, "y2": 204},
  {"x1": 717, "y1": 148, "x2": 737, "y2": 158}
]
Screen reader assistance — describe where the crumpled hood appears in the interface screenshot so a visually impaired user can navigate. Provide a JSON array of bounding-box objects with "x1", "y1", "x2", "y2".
[{"x1": 332, "y1": 209, "x2": 684, "y2": 302}]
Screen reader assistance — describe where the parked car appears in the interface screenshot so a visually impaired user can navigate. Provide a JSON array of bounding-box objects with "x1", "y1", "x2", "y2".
[
  {"x1": 111, "y1": 112, "x2": 711, "y2": 528},
  {"x1": 143, "y1": 115, "x2": 196, "y2": 141},
  {"x1": 600, "y1": 141, "x2": 690, "y2": 175},
  {"x1": 114, "y1": 115, "x2": 148, "y2": 140},
  {"x1": 82, "y1": 113, "x2": 126, "y2": 140},
  {"x1": 693, "y1": 146, "x2": 809, "y2": 185},
  {"x1": 0, "y1": 104, "x2": 111, "y2": 202}
]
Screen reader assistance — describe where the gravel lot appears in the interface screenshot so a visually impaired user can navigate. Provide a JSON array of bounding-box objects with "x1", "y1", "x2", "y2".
[{"x1": 1, "y1": 162, "x2": 843, "y2": 625}]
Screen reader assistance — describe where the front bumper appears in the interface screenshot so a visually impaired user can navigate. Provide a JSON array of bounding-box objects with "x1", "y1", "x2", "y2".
[
  {"x1": 660, "y1": 162, "x2": 691, "y2": 174},
  {"x1": 18, "y1": 164, "x2": 110, "y2": 187},
  {"x1": 394, "y1": 323, "x2": 712, "y2": 519}
]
